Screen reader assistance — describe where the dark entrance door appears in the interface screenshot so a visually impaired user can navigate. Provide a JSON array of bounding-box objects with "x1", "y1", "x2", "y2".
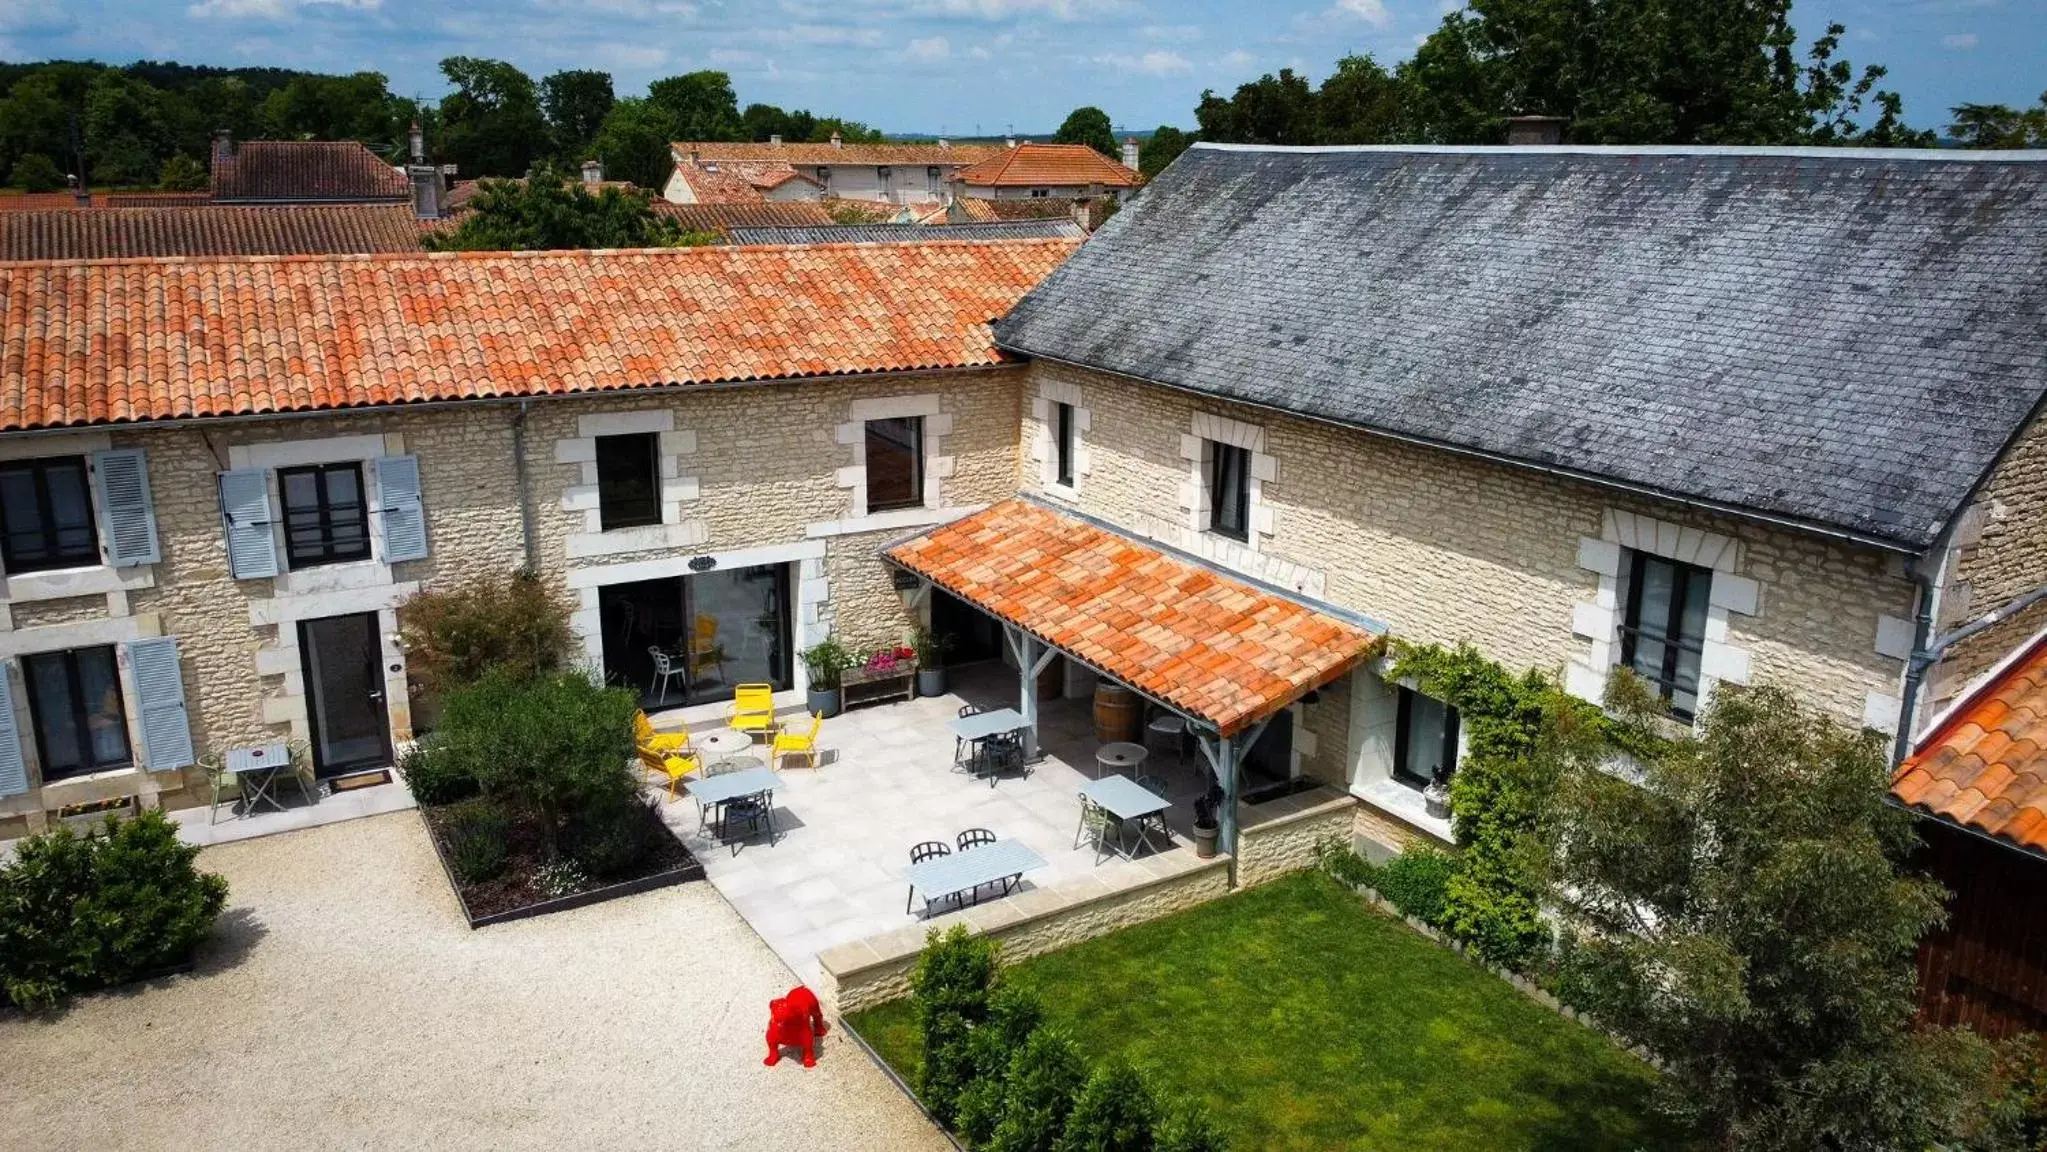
[
  {"x1": 298, "y1": 612, "x2": 393, "y2": 778},
  {"x1": 932, "y1": 588, "x2": 1003, "y2": 665},
  {"x1": 1240, "y1": 709, "x2": 1296, "y2": 798}
]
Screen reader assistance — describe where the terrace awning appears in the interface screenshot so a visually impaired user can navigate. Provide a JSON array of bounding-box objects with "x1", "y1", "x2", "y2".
[{"x1": 883, "y1": 498, "x2": 1380, "y2": 860}]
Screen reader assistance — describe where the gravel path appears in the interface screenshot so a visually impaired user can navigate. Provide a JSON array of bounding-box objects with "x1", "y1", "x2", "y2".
[{"x1": 0, "y1": 812, "x2": 949, "y2": 1152}]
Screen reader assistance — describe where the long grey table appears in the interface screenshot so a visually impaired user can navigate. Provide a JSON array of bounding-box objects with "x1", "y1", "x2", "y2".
[
  {"x1": 904, "y1": 838, "x2": 1047, "y2": 915},
  {"x1": 1078, "y1": 775, "x2": 1172, "y2": 860},
  {"x1": 686, "y1": 764, "x2": 780, "y2": 845},
  {"x1": 949, "y1": 708, "x2": 1027, "y2": 741}
]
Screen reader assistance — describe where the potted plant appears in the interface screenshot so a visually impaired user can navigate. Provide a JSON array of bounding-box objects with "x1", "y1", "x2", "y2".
[
  {"x1": 1191, "y1": 793, "x2": 1221, "y2": 859},
  {"x1": 801, "y1": 637, "x2": 855, "y2": 718},
  {"x1": 912, "y1": 627, "x2": 953, "y2": 697},
  {"x1": 1423, "y1": 765, "x2": 1453, "y2": 821}
]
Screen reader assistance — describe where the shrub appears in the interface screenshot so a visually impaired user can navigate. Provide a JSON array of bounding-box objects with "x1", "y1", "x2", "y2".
[
  {"x1": 912, "y1": 924, "x2": 999, "y2": 1126},
  {"x1": 1312, "y1": 835, "x2": 1378, "y2": 889},
  {"x1": 1373, "y1": 846, "x2": 1456, "y2": 928},
  {"x1": 157, "y1": 153, "x2": 207, "y2": 191},
  {"x1": 435, "y1": 669, "x2": 640, "y2": 857},
  {"x1": 11, "y1": 152, "x2": 63, "y2": 193},
  {"x1": 1056, "y1": 1059, "x2": 1159, "y2": 1152},
  {"x1": 956, "y1": 985, "x2": 1048, "y2": 1145},
  {"x1": 801, "y1": 636, "x2": 856, "y2": 691},
  {"x1": 398, "y1": 737, "x2": 477, "y2": 806},
  {"x1": 989, "y1": 1027, "x2": 1088, "y2": 1152},
  {"x1": 398, "y1": 570, "x2": 577, "y2": 700},
  {"x1": 0, "y1": 810, "x2": 228, "y2": 1010},
  {"x1": 447, "y1": 804, "x2": 511, "y2": 884},
  {"x1": 566, "y1": 792, "x2": 661, "y2": 880},
  {"x1": 1155, "y1": 1104, "x2": 1229, "y2": 1152}
]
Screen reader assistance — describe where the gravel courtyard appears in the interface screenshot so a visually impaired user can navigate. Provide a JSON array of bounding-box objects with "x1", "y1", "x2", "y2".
[{"x1": 0, "y1": 812, "x2": 948, "y2": 1152}]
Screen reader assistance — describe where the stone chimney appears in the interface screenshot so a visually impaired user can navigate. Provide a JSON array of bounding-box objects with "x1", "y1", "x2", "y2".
[
  {"x1": 68, "y1": 173, "x2": 88, "y2": 208},
  {"x1": 211, "y1": 128, "x2": 235, "y2": 161},
  {"x1": 830, "y1": 131, "x2": 843, "y2": 149},
  {"x1": 408, "y1": 121, "x2": 424, "y2": 164},
  {"x1": 1505, "y1": 115, "x2": 1567, "y2": 146},
  {"x1": 769, "y1": 133, "x2": 782, "y2": 146},
  {"x1": 1004, "y1": 135, "x2": 1016, "y2": 149},
  {"x1": 1121, "y1": 136, "x2": 1140, "y2": 172},
  {"x1": 407, "y1": 164, "x2": 443, "y2": 220},
  {"x1": 938, "y1": 137, "x2": 950, "y2": 149},
  {"x1": 581, "y1": 159, "x2": 603, "y2": 185}
]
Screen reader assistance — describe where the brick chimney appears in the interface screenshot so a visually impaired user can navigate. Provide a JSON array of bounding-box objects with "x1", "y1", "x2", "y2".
[
  {"x1": 1121, "y1": 136, "x2": 1140, "y2": 172},
  {"x1": 581, "y1": 159, "x2": 603, "y2": 185},
  {"x1": 1505, "y1": 115, "x2": 1567, "y2": 146},
  {"x1": 407, "y1": 164, "x2": 443, "y2": 219}
]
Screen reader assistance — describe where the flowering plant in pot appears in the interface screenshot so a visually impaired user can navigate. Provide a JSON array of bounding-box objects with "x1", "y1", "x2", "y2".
[{"x1": 801, "y1": 637, "x2": 855, "y2": 717}]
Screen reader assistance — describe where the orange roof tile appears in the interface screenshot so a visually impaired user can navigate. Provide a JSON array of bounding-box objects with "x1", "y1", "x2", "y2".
[
  {"x1": 0, "y1": 239, "x2": 1078, "y2": 433},
  {"x1": 885, "y1": 499, "x2": 1378, "y2": 737},
  {"x1": 954, "y1": 143, "x2": 1141, "y2": 189},
  {"x1": 669, "y1": 164, "x2": 769, "y2": 203},
  {"x1": 1894, "y1": 634, "x2": 2047, "y2": 856},
  {"x1": 0, "y1": 205, "x2": 425, "y2": 260}
]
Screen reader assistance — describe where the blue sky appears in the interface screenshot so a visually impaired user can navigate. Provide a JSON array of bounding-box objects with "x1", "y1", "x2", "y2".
[{"x1": 1, "y1": 0, "x2": 2039, "y2": 137}]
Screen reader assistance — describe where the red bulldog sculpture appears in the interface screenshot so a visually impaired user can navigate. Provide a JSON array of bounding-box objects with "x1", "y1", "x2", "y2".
[{"x1": 765, "y1": 985, "x2": 829, "y2": 1067}]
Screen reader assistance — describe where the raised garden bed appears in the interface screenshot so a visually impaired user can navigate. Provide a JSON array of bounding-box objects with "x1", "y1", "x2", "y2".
[
  {"x1": 841, "y1": 661, "x2": 917, "y2": 708},
  {"x1": 419, "y1": 799, "x2": 703, "y2": 929}
]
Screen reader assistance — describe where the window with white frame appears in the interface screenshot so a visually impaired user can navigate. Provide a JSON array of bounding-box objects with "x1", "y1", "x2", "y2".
[
  {"x1": 1392, "y1": 687, "x2": 1459, "y2": 792},
  {"x1": 1619, "y1": 551, "x2": 1713, "y2": 719},
  {"x1": 0, "y1": 456, "x2": 97, "y2": 573},
  {"x1": 279, "y1": 462, "x2": 372, "y2": 568},
  {"x1": 23, "y1": 645, "x2": 129, "y2": 780},
  {"x1": 1206, "y1": 440, "x2": 1251, "y2": 541}
]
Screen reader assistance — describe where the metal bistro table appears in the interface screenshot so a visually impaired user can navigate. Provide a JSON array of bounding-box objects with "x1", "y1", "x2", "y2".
[
  {"x1": 905, "y1": 838, "x2": 1047, "y2": 915},
  {"x1": 1079, "y1": 774, "x2": 1173, "y2": 860},
  {"x1": 226, "y1": 742, "x2": 294, "y2": 816},
  {"x1": 950, "y1": 708, "x2": 1028, "y2": 784},
  {"x1": 687, "y1": 763, "x2": 780, "y2": 845},
  {"x1": 698, "y1": 728, "x2": 754, "y2": 765},
  {"x1": 1093, "y1": 741, "x2": 1148, "y2": 781}
]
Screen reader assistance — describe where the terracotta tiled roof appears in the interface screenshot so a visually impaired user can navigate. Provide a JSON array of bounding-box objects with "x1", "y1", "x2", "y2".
[
  {"x1": 443, "y1": 177, "x2": 644, "y2": 211},
  {"x1": 653, "y1": 202, "x2": 835, "y2": 232},
  {"x1": 722, "y1": 161, "x2": 822, "y2": 192},
  {"x1": 0, "y1": 193, "x2": 94, "y2": 211},
  {"x1": 211, "y1": 139, "x2": 409, "y2": 203},
  {"x1": 885, "y1": 499, "x2": 1378, "y2": 736},
  {"x1": 1895, "y1": 635, "x2": 2047, "y2": 856},
  {"x1": 0, "y1": 206, "x2": 424, "y2": 260},
  {"x1": 674, "y1": 141, "x2": 1005, "y2": 166},
  {"x1": 954, "y1": 143, "x2": 1140, "y2": 189},
  {"x1": 99, "y1": 192, "x2": 214, "y2": 208},
  {"x1": 0, "y1": 239, "x2": 1078, "y2": 433},
  {"x1": 670, "y1": 164, "x2": 768, "y2": 203}
]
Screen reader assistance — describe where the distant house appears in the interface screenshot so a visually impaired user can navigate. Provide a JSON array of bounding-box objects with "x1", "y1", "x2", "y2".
[
  {"x1": 951, "y1": 142, "x2": 1140, "y2": 202},
  {"x1": 209, "y1": 131, "x2": 410, "y2": 205},
  {"x1": 666, "y1": 134, "x2": 1005, "y2": 206}
]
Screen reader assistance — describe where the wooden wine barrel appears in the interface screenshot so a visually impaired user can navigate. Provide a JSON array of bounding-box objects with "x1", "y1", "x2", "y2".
[{"x1": 1093, "y1": 681, "x2": 1141, "y2": 743}]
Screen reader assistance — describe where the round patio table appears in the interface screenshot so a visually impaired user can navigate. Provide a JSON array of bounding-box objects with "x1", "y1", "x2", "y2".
[
  {"x1": 1094, "y1": 741, "x2": 1148, "y2": 780},
  {"x1": 699, "y1": 729, "x2": 753, "y2": 769}
]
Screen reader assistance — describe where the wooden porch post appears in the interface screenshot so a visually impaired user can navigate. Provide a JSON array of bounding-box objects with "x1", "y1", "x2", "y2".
[{"x1": 1004, "y1": 626, "x2": 1058, "y2": 759}]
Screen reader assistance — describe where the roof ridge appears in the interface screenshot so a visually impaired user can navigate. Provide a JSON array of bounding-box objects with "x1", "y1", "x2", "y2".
[{"x1": 1191, "y1": 142, "x2": 2047, "y2": 162}]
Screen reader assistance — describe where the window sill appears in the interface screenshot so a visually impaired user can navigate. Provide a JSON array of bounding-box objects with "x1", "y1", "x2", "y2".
[
  {"x1": 5, "y1": 563, "x2": 152, "y2": 604},
  {"x1": 806, "y1": 504, "x2": 977, "y2": 539},
  {"x1": 1350, "y1": 776, "x2": 1455, "y2": 845}
]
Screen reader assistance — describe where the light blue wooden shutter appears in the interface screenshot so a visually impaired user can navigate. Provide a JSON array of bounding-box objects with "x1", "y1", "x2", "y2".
[
  {"x1": 126, "y1": 637, "x2": 194, "y2": 771},
  {"x1": 0, "y1": 665, "x2": 28, "y2": 797},
  {"x1": 377, "y1": 455, "x2": 428, "y2": 563},
  {"x1": 92, "y1": 448, "x2": 161, "y2": 567},
  {"x1": 217, "y1": 468, "x2": 278, "y2": 579}
]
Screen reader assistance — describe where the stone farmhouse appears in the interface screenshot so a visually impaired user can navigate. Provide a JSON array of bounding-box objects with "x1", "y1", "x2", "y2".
[
  {"x1": 0, "y1": 141, "x2": 2041, "y2": 935},
  {"x1": 665, "y1": 135, "x2": 1006, "y2": 206}
]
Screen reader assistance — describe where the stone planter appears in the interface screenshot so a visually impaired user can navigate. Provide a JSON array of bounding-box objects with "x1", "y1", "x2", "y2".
[
  {"x1": 916, "y1": 666, "x2": 948, "y2": 698},
  {"x1": 1192, "y1": 821, "x2": 1220, "y2": 859},
  {"x1": 806, "y1": 687, "x2": 842, "y2": 719}
]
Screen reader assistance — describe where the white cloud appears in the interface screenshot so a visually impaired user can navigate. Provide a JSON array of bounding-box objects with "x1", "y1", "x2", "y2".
[
  {"x1": 781, "y1": 22, "x2": 881, "y2": 46},
  {"x1": 1140, "y1": 23, "x2": 1200, "y2": 42},
  {"x1": 885, "y1": 0, "x2": 1129, "y2": 20},
  {"x1": 588, "y1": 42, "x2": 671, "y2": 70},
  {"x1": 904, "y1": 34, "x2": 950, "y2": 59},
  {"x1": 1941, "y1": 31, "x2": 1979, "y2": 48},
  {"x1": 1092, "y1": 48, "x2": 1191, "y2": 76},
  {"x1": 1217, "y1": 49, "x2": 1256, "y2": 70},
  {"x1": 1334, "y1": 0, "x2": 1391, "y2": 25},
  {"x1": 187, "y1": 0, "x2": 288, "y2": 18}
]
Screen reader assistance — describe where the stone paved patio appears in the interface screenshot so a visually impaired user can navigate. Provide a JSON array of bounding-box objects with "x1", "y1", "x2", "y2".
[{"x1": 652, "y1": 663, "x2": 1215, "y2": 985}]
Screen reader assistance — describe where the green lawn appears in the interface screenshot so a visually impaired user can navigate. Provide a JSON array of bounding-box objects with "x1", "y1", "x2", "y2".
[{"x1": 849, "y1": 871, "x2": 1675, "y2": 1151}]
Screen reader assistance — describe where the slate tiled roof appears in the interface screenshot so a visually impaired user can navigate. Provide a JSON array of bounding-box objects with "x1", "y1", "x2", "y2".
[
  {"x1": 954, "y1": 143, "x2": 1141, "y2": 188},
  {"x1": 0, "y1": 238, "x2": 1078, "y2": 433},
  {"x1": 0, "y1": 206, "x2": 424, "y2": 260},
  {"x1": 727, "y1": 219, "x2": 1087, "y2": 245},
  {"x1": 1895, "y1": 635, "x2": 2047, "y2": 856},
  {"x1": 211, "y1": 140, "x2": 409, "y2": 203},
  {"x1": 674, "y1": 141, "x2": 1005, "y2": 166},
  {"x1": 996, "y1": 145, "x2": 2047, "y2": 551},
  {"x1": 884, "y1": 498, "x2": 1378, "y2": 736}
]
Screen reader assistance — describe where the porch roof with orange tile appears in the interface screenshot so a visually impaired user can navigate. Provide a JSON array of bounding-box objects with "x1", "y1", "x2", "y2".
[
  {"x1": 1894, "y1": 634, "x2": 2047, "y2": 858},
  {"x1": 883, "y1": 498, "x2": 1380, "y2": 738}
]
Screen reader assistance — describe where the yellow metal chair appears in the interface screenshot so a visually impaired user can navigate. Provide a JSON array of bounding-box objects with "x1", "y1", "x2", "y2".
[
  {"x1": 635, "y1": 710, "x2": 691, "y2": 756},
  {"x1": 728, "y1": 683, "x2": 777, "y2": 741},
  {"x1": 652, "y1": 750, "x2": 702, "y2": 803},
  {"x1": 771, "y1": 713, "x2": 825, "y2": 771}
]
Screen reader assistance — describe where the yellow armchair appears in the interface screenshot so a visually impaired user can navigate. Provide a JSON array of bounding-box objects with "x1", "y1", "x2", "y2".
[
  {"x1": 651, "y1": 751, "x2": 701, "y2": 803},
  {"x1": 772, "y1": 713, "x2": 824, "y2": 771},
  {"x1": 728, "y1": 683, "x2": 777, "y2": 740}
]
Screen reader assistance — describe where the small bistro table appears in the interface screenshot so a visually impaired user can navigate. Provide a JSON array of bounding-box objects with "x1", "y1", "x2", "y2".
[
  {"x1": 1093, "y1": 741, "x2": 1148, "y2": 780},
  {"x1": 1079, "y1": 774, "x2": 1173, "y2": 860},
  {"x1": 697, "y1": 728, "x2": 754, "y2": 767},
  {"x1": 226, "y1": 742, "x2": 295, "y2": 816},
  {"x1": 951, "y1": 708, "x2": 1030, "y2": 784},
  {"x1": 905, "y1": 838, "x2": 1047, "y2": 915}
]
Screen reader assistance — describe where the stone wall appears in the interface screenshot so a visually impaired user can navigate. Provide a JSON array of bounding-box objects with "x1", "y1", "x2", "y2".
[
  {"x1": 1236, "y1": 793, "x2": 1357, "y2": 888},
  {"x1": 1927, "y1": 415, "x2": 2047, "y2": 713},
  {"x1": 1017, "y1": 361, "x2": 1918, "y2": 735},
  {"x1": 819, "y1": 850, "x2": 1231, "y2": 1016}
]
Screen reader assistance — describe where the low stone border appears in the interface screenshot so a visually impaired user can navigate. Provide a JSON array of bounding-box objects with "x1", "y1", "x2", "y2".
[
  {"x1": 417, "y1": 808, "x2": 706, "y2": 930},
  {"x1": 1338, "y1": 878, "x2": 1664, "y2": 1070},
  {"x1": 820, "y1": 849, "x2": 1233, "y2": 1015}
]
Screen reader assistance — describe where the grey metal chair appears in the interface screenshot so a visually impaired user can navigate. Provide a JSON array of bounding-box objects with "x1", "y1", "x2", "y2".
[
  {"x1": 911, "y1": 840, "x2": 951, "y2": 865},
  {"x1": 1074, "y1": 796, "x2": 1116, "y2": 864},
  {"x1": 720, "y1": 789, "x2": 774, "y2": 850},
  {"x1": 957, "y1": 827, "x2": 996, "y2": 851}
]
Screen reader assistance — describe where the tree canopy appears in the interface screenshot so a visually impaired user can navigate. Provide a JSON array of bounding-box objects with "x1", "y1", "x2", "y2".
[
  {"x1": 423, "y1": 168, "x2": 705, "y2": 252},
  {"x1": 1949, "y1": 92, "x2": 2047, "y2": 149},
  {"x1": 1137, "y1": 126, "x2": 1194, "y2": 180},
  {"x1": 591, "y1": 97, "x2": 677, "y2": 191},
  {"x1": 1053, "y1": 106, "x2": 1118, "y2": 159},
  {"x1": 437, "y1": 56, "x2": 549, "y2": 178},
  {"x1": 541, "y1": 70, "x2": 615, "y2": 165}
]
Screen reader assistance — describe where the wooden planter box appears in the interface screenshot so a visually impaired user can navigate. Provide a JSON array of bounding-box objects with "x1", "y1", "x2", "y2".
[{"x1": 841, "y1": 662, "x2": 917, "y2": 709}]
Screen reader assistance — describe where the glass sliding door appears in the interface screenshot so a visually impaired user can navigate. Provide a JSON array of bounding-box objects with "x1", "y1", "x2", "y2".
[{"x1": 683, "y1": 565, "x2": 791, "y2": 705}]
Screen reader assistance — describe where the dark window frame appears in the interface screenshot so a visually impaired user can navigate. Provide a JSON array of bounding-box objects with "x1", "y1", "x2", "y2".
[
  {"x1": 278, "y1": 462, "x2": 372, "y2": 569},
  {"x1": 24, "y1": 645, "x2": 131, "y2": 781},
  {"x1": 0, "y1": 456, "x2": 100, "y2": 574},
  {"x1": 1619, "y1": 551, "x2": 1713, "y2": 720},
  {"x1": 865, "y1": 417, "x2": 925, "y2": 513},
  {"x1": 1392, "y1": 686, "x2": 1460, "y2": 792},
  {"x1": 595, "y1": 432, "x2": 663, "y2": 531},
  {"x1": 1206, "y1": 440, "x2": 1251, "y2": 541},
  {"x1": 1054, "y1": 402, "x2": 1077, "y2": 488}
]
